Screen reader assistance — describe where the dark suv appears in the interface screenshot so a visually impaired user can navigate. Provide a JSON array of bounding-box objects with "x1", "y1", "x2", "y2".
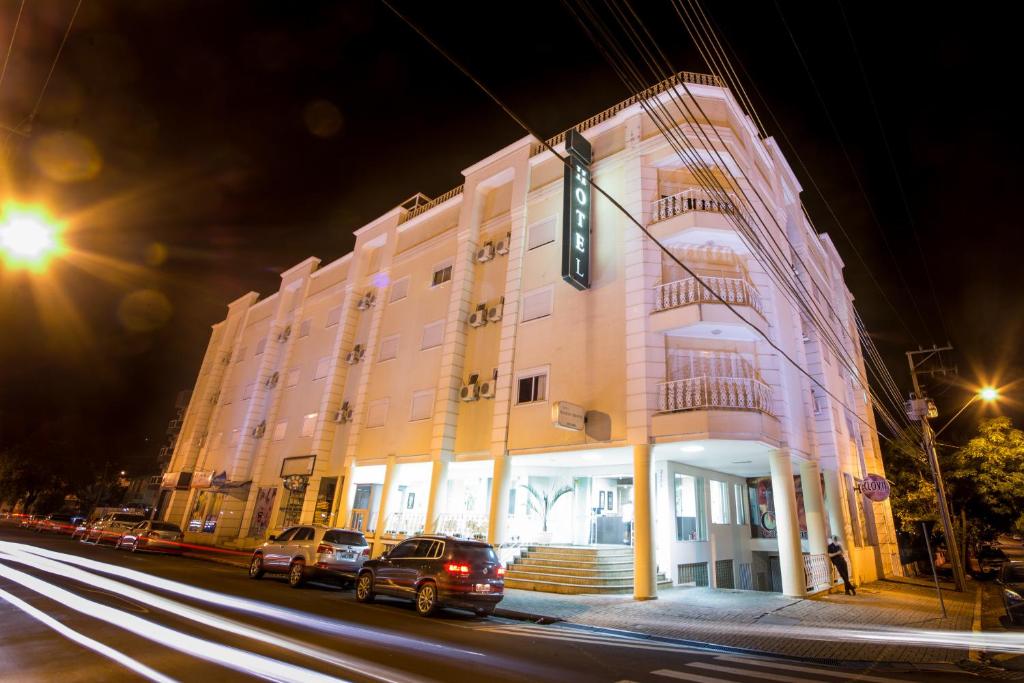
[{"x1": 356, "y1": 535, "x2": 504, "y2": 617}]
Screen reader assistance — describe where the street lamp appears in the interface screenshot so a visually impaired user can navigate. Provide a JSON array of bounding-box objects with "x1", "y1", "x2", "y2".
[
  {"x1": 933, "y1": 387, "x2": 999, "y2": 439},
  {"x1": 0, "y1": 204, "x2": 65, "y2": 272}
]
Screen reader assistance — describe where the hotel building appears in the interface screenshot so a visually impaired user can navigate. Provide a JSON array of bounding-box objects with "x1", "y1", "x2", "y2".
[{"x1": 161, "y1": 71, "x2": 900, "y2": 599}]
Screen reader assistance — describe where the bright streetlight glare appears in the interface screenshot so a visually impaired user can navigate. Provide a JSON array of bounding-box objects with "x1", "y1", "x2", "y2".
[
  {"x1": 979, "y1": 386, "x2": 999, "y2": 401},
  {"x1": 0, "y1": 205, "x2": 64, "y2": 271}
]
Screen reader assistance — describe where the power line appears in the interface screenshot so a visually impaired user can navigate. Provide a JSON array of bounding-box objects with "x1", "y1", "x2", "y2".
[
  {"x1": 0, "y1": 0, "x2": 27, "y2": 94},
  {"x1": 379, "y1": 0, "x2": 896, "y2": 443}
]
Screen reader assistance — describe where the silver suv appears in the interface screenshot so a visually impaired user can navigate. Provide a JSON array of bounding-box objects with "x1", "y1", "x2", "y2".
[
  {"x1": 248, "y1": 525, "x2": 368, "y2": 588},
  {"x1": 84, "y1": 512, "x2": 146, "y2": 545}
]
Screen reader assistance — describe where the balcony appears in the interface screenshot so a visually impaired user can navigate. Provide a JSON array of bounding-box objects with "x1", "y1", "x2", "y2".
[
  {"x1": 651, "y1": 274, "x2": 765, "y2": 339},
  {"x1": 652, "y1": 188, "x2": 737, "y2": 223},
  {"x1": 655, "y1": 276, "x2": 764, "y2": 316},
  {"x1": 656, "y1": 375, "x2": 773, "y2": 414},
  {"x1": 648, "y1": 188, "x2": 747, "y2": 253}
]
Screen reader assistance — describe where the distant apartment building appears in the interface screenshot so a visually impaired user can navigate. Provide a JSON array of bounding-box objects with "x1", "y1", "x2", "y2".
[{"x1": 162, "y1": 71, "x2": 899, "y2": 598}]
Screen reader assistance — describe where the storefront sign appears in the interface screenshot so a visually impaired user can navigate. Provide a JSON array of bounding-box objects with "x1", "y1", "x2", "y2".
[
  {"x1": 860, "y1": 474, "x2": 891, "y2": 502},
  {"x1": 283, "y1": 475, "x2": 309, "y2": 492},
  {"x1": 280, "y1": 454, "x2": 316, "y2": 477},
  {"x1": 552, "y1": 401, "x2": 585, "y2": 431},
  {"x1": 160, "y1": 471, "x2": 179, "y2": 489},
  {"x1": 190, "y1": 471, "x2": 214, "y2": 488},
  {"x1": 561, "y1": 128, "x2": 592, "y2": 290}
]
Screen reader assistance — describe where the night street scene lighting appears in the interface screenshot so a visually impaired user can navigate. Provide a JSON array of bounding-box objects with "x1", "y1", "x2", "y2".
[{"x1": 1, "y1": 2, "x2": 1023, "y2": 682}]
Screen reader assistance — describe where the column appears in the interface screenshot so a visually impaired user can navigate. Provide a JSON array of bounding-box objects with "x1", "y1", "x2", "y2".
[
  {"x1": 423, "y1": 457, "x2": 449, "y2": 534},
  {"x1": 632, "y1": 443, "x2": 657, "y2": 600},
  {"x1": 799, "y1": 459, "x2": 828, "y2": 556},
  {"x1": 488, "y1": 452, "x2": 512, "y2": 546},
  {"x1": 372, "y1": 456, "x2": 398, "y2": 556},
  {"x1": 823, "y1": 467, "x2": 859, "y2": 584},
  {"x1": 769, "y1": 449, "x2": 806, "y2": 598},
  {"x1": 332, "y1": 459, "x2": 356, "y2": 528}
]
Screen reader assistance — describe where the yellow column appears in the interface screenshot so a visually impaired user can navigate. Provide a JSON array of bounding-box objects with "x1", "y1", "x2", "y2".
[
  {"x1": 632, "y1": 443, "x2": 657, "y2": 600},
  {"x1": 488, "y1": 453, "x2": 512, "y2": 546},
  {"x1": 423, "y1": 457, "x2": 449, "y2": 534},
  {"x1": 332, "y1": 459, "x2": 356, "y2": 528},
  {"x1": 372, "y1": 456, "x2": 398, "y2": 557},
  {"x1": 769, "y1": 449, "x2": 807, "y2": 597}
]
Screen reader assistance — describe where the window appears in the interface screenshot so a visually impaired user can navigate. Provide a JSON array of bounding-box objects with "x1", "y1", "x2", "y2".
[
  {"x1": 388, "y1": 540, "x2": 417, "y2": 558},
  {"x1": 323, "y1": 530, "x2": 367, "y2": 546},
  {"x1": 410, "y1": 389, "x2": 434, "y2": 421},
  {"x1": 275, "y1": 527, "x2": 298, "y2": 543},
  {"x1": 389, "y1": 276, "x2": 410, "y2": 302},
  {"x1": 421, "y1": 320, "x2": 444, "y2": 350},
  {"x1": 379, "y1": 334, "x2": 399, "y2": 362},
  {"x1": 710, "y1": 480, "x2": 730, "y2": 524},
  {"x1": 242, "y1": 383, "x2": 255, "y2": 401},
  {"x1": 286, "y1": 367, "x2": 300, "y2": 387},
  {"x1": 528, "y1": 217, "x2": 556, "y2": 250},
  {"x1": 314, "y1": 356, "x2": 330, "y2": 380},
  {"x1": 301, "y1": 412, "x2": 318, "y2": 437},
  {"x1": 516, "y1": 368, "x2": 547, "y2": 405},
  {"x1": 230, "y1": 429, "x2": 240, "y2": 445},
  {"x1": 292, "y1": 527, "x2": 315, "y2": 542},
  {"x1": 521, "y1": 287, "x2": 553, "y2": 322},
  {"x1": 299, "y1": 319, "x2": 312, "y2": 338},
  {"x1": 235, "y1": 346, "x2": 246, "y2": 363},
  {"x1": 811, "y1": 387, "x2": 827, "y2": 416},
  {"x1": 325, "y1": 306, "x2": 342, "y2": 327},
  {"x1": 675, "y1": 473, "x2": 707, "y2": 541},
  {"x1": 431, "y1": 261, "x2": 453, "y2": 287},
  {"x1": 734, "y1": 483, "x2": 747, "y2": 525},
  {"x1": 272, "y1": 420, "x2": 287, "y2": 441},
  {"x1": 366, "y1": 399, "x2": 389, "y2": 428},
  {"x1": 254, "y1": 338, "x2": 267, "y2": 356}
]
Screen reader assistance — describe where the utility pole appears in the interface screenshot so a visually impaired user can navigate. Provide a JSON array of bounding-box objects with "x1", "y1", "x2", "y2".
[{"x1": 905, "y1": 345, "x2": 967, "y2": 592}]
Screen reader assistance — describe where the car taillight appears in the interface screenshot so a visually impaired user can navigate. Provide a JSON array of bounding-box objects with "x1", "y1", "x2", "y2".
[
  {"x1": 446, "y1": 563, "x2": 470, "y2": 576},
  {"x1": 496, "y1": 566, "x2": 505, "y2": 577},
  {"x1": 361, "y1": 547, "x2": 370, "y2": 557},
  {"x1": 317, "y1": 544, "x2": 332, "y2": 554}
]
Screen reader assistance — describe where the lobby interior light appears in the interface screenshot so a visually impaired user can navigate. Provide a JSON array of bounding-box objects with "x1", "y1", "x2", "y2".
[{"x1": 680, "y1": 444, "x2": 705, "y2": 453}]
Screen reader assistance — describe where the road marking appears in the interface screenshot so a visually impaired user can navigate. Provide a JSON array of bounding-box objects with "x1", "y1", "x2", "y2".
[
  {"x1": 713, "y1": 655, "x2": 906, "y2": 682},
  {"x1": 0, "y1": 586, "x2": 177, "y2": 683},
  {"x1": 690, "y1": 661, "x2": 867, "y2": 682},
  {"x1": 652, "y1": 670, "x2": 731, "y2": 683}
]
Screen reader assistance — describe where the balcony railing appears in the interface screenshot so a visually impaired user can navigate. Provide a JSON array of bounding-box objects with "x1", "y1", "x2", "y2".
[
  {"x1": 656, "y1": 375, "x2": 773, "y2": 415},
  {"x1": 435, "y1": 512, "x2": 488, "y2": 540},
  {"x1": 652, "y1": 188, "x2": 738, "y2": 223},
  {"x1": 654, "y1": 276, "x2": 765, "y2": 317}
]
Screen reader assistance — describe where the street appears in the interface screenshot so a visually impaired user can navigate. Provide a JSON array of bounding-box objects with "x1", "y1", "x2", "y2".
[{"x1": 0, "y1": 526, "x2": 974, "y2": 683}]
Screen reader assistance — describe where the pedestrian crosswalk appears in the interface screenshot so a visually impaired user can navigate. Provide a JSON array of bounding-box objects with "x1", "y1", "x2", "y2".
[{"x1": 621, "y1": 654, "x2": 912, "y2": 683}]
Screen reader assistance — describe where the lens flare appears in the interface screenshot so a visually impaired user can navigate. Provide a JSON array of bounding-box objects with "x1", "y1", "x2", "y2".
[{"x1": 0, "y1": 205, "x2": 65, "y2": 271}]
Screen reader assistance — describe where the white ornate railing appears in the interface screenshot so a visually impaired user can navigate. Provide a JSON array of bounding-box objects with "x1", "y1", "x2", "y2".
[
  {"x1": 652, "y1": 188, "x2": 738, "y2": 223},
  {"x1": 803, "y1": 553, "x2": 833, "y2": 592},
  {"x1": 654, "y1": 276, "x2": 765, "y2": 317},
  {"x1": 382, "y1": 511, "x2": 425, "y2": 537},
  {"x1": 657, "y1": 376, "x2": 773, "y2": 414},
  {"x1": 435, "y1": 512, "x2": 489, "y2": 540},
  {"x1": 397, "y1": 185, "x2": 465, "y2": 224}
]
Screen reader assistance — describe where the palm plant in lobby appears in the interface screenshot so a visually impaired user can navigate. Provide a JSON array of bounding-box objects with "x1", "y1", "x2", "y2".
[{"x1": 521, "y1": 483, "x2": 573, "y2": 533}]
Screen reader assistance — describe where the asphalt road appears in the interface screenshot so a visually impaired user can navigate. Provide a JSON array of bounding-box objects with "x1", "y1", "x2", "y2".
[{"x1": 0, "y1": 525, "x2": 973, "y2": 683}]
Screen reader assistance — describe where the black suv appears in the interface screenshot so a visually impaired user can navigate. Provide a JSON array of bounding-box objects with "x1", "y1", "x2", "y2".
[{"x1": 355, "y1": 535, "x2": 505, "y2": 617}]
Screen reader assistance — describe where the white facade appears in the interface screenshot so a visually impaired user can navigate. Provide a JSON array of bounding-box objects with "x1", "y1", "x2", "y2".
[{"x1": 163, "y1": 71, "x2": 900, "y2": 598}]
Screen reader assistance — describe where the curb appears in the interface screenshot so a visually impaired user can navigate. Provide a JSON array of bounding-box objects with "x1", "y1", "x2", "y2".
[{"x1": 493, "y1": 607, "x2": 563, "y2": 624}]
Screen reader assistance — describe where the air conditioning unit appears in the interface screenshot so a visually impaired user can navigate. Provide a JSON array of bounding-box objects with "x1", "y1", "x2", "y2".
[
  {"x1": 460, "y1": 373, "x2": 480, "y2": 402},
  {"x1": 251, "y1": 421, "x2": 266, "y2": 439},
  {"x1": 277, "y1": 325, "x2": 292, "y2": 343},
  {"x1": 357, "y1": 291, "x2": 376, "y2": 310},
  {"x1": 264, "y1": 371, "x2": 279, "y2": 389},
  {"x1": 345, "y1": 344, "x2": 364, "y2": 364},
  {"x1": 476, "y1": 242, "x2": 495, "y2": 263},
  {"x1": 487, "y1": 297, "x2": 504, "y2": 323},
  {"x1": 468, "y1": 303, "x2": 487, "y2": 328},
  {"x1": 480, "y1": 380, "x2": 496, "y2": 399},
  {"x1": 333, "y1": 401, "x2": 353, "y2": 423},
  {"x1": 495, "y1": 232, "x2": 510, "y2": 255}
]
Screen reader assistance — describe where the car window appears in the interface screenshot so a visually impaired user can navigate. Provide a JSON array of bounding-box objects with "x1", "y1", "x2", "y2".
[
  {"x1": 409, "y1": 540, "x2": 437, "y2": 557},
  {"x1": 456, "y1": 545, "x2": 499, "y2": 564},
  {"x1": 151, "y1": 522, "x2": 181, "y2": 532},
  {"x1": 1008, "y1": 564, "x2": 1024, "y2": 582},
  {"x1": 292, "y1": 527, "x2": 315, "y2": 542},
  {"x1": 388, "y1": 540, "x2": 418, "y2": 559},
  {"x1": 324, "y1": 530, "x2": 367, "y2": 546},
  {"x1": 114, "y1": 514, "x2": 144, "y2": 523},
  {"x1": 275, "y1": 527, "x2": 299, "y2": 542}
]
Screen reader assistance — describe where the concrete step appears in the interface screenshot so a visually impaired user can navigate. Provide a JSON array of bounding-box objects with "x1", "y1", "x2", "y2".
[
  {"x1": 507, "y1": 563, "x2": 635, "y2": 579},
  {"x1": 505, "y1": 578, "x2": 634, "y2": 594},
  {"x1": 524, "y1": 545, "x2": 633, "y2": 558},
  {"x1": 505, "y1": 569, "x2": 636, "y2": 586},
  {"x1": 521, "y1": 549, "x2": 633, "y2": 563},
  {"x1": 515, "y1": 556, "x2": 634, "y2": 570}
]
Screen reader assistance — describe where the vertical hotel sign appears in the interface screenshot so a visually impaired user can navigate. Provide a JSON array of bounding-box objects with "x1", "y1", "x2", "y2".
[{"x1": 561, "y1": 128, "x2": 593, "y2": 290}]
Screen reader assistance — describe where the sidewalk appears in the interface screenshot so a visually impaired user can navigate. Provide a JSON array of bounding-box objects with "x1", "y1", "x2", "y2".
[{"x1": 498, "y1": 577, "x2": 979, "y2": 664}]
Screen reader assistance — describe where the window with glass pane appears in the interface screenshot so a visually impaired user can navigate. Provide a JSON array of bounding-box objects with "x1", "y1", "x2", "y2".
[
  {"x1": 431, "y1": 263, "x2": 452, "y2": 287},
  {"x1": 710, "y1": 480, "x2": 730, "y2": 524},
  {"x1": 675, "y1": 473, "x2": 706, "y2": 541},
  {"x1": 516, "y1": 371, "x2": 547, "y2": 404},
  {"x1": 734, "y1": 483, "x2": 747, "y2": 525}
]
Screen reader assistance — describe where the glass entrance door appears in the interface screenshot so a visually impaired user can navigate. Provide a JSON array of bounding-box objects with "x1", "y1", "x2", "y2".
[{"x1": 590, "y1": 477, "x2": 634, "y2": 545}]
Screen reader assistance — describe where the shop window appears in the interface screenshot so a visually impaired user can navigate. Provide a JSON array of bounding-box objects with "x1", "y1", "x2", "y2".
[
  {"x1": 301, "y1": 413, "x2": 317, "y2": 437},
  {"x1": 675, "y1": 473, "x2": 706, "y2": 541},
  {"x1": 521, "y1": 286, "x2": 553, "y2": 323},
  {"x1": 431, "y1": 261, "x2": 453, "y2": 287},
  {"x1": 516, "y1": 369, "x2": 547, "y2": 404},
  {"x1": 313, "y1": 478, "x2": 337, "y2": 526},
  {"x1": 421, "y1": 320, "x2": 444, "y2": 350},
  {"x1": 278, "y1": 488, "x2": 305, "y2": 529},
  {"x1": 390, "y1": 276, "x2": 410, "y2": 302},
  {"x1": 379, "y1": 334, "x2": 399, "y2": 361},
  {"x1": 528, "y1": 217, "x2": 556, "y2": 250},
  {"x1": 326, "y1": 306, "x2": 342, "y2": 327},
  {"x1": 710, "y1": 480, "x2": 730, "y2": 524},
  {"x1": 734, "y1": 483, "x2": 747, "y2": 525}
]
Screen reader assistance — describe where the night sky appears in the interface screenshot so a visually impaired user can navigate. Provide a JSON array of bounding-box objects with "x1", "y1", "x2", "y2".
[{"x1": 0, "y1": 1, "x2": 1019, "y2": 475}]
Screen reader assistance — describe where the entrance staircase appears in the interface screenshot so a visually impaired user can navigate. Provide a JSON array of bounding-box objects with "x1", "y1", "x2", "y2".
[{"x1": 504, "y1": 545, "x2": 670, "y2": 595}]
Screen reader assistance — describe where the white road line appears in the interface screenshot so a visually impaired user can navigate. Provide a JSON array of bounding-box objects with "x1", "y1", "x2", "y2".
[
  {"x1": 689, "y1": 661, "x2": 835, "y2": 682},
  {"x1": 714, "y1": 655, "x2": 907, "y2": 682},
  {"x1": 652, "y1": 669, "x2": 733, "y2": 682},
  {"x1": 480, "y1": 625, "x2": 701, "y2": 653},
  {"x1": 0, "y1": 587, "x2": 177, "y2": 683},
  {"x1": 0, "y1": 558, "x2": 348, "y2": 683}
]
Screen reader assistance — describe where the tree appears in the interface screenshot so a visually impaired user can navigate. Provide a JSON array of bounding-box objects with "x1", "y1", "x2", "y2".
[
  {"x1": 946, "y1": 417, "x2": 1024, "y2": 540},
  {"x1": 521, "y1": 483, "x2": 573, "y2": 533},
  {"x1": 882, "y1": 430, "x2": 938, "y2": 533}
]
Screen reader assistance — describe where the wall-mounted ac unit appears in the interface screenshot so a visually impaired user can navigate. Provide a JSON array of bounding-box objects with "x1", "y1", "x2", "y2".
[
  {"x1": 264, "y1": 371, "x2": 279, "y2": 389},
  {"x1": 277, "y1": 325, "x2": 292, "y2": 343},
  {"x1": 357, "y1": 291, "x2": 376, "y2": 310},
  {"x1": 251, "y1": 421, "x2": 266, "y2": 439},
  {"x1": 476, "y1": 242, "x2": 495, "y2": 263},
  {"x1": 495, "y1": 232, "x2": 510, "y2": 255},
  {"x1": 460, "y1": 373, "x2": 480, "y2": 402},
  {"x1": 333, "y1": 401, "x2": 353, "y2": 423},
  {"x1": 487, "y1": 297, "x2": 504, "y2": 323},
  {"x1": 468, "y1": 303, "x2": 488, "y2": 328},
  {"x1": 479, "y1": 380, "x2": 496, "y2": 399},
  {"x1": 345, "y1": 344, "x2": 364, "y2": 364}
]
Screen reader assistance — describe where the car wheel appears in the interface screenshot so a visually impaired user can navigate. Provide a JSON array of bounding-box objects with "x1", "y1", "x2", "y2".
[
  {"x1": 416, "y1": 582, "x2": 438, "y2": 617},
  {"x1": 288, "y1": 560, "x2": 306, "y2": 589},
  {"x1": 355, "y1": 572, "x2": 375, "y2": 603},
  {"x1": 130, "y1": 540, "x2": 140, "y2": 553},
  {"x1": 248, "y1": 554, "x2": 265, "y2": 579}
]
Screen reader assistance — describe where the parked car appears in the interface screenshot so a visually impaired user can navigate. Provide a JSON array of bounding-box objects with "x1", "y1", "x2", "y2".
[
  {"x1": 977, "y1": 545, "x2": 1010, "y2": 576},
  {"x1": 18, "y1": 514, "x2": 39, "y2": 528},
  {"x1": 248, "y1": 525, "x2": 369, "y2": 588},
  {"x1": 355, "y1": 535, "x2": 504, "y2": 617},
  {"x1": 998, "y1": 561, "x2": 1024, "y2": 626},
  {"x1": 34, "y1": 514, "x2": 82, "y2": 534},
  {"x1": 71, "y1": 517, "x2": 95, "y2": 540},
  {"x1": 84, "y1": 512, "x2": 147, "y2": 545},
  {"x1": 116, "y1": 521, "x2": 185, "y2": 554}
]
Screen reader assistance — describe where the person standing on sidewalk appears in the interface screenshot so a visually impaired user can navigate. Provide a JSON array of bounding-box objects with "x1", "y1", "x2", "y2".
[{"x1": 828, "y1": 535, "x2": 856, "y2": 595}]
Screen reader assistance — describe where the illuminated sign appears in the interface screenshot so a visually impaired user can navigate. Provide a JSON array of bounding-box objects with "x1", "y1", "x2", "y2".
[
  {"x1": 860, "y1": 474, "x2": 891, "y2": 502},
  {"x1": 561, "y1": 128, "x2": 592, "y2": 290}
]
